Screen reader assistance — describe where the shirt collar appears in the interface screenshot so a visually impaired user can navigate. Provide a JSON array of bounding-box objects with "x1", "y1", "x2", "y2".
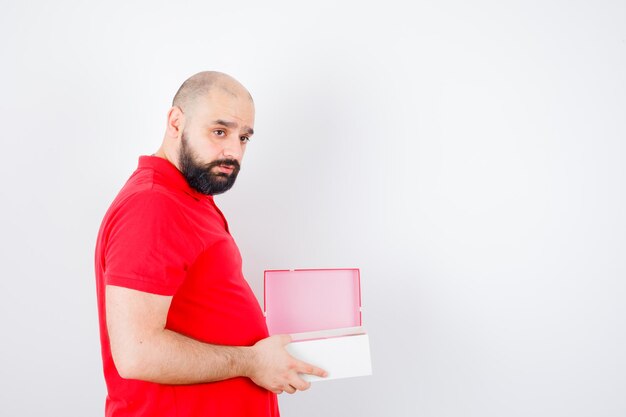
[{"x1": 138, "y1": 155, "x2": 211, "y2": 202}]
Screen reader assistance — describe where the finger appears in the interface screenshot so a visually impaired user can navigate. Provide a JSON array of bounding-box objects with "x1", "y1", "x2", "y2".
[
  {"x1": 288, "y1": 375, "x2": 311, "y2": 391},
  {"x1": 272, "y1": 389, "x2": 283, "y2": 395},
  {"x1": 284, "y1": 384, "x2": 296, "y2": 394},
  {"x1": 296, "y1": 360, "x2": 328, "y2": 378}
]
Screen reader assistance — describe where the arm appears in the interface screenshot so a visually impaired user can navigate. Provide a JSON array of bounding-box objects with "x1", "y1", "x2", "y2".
[{"x1": 106, "y1": 285, "x2": 326, "y2": 394}]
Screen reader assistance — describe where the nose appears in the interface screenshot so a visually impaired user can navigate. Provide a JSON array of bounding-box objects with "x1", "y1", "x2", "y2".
[{"x1": 221, "y1": 134, "x2": 244, "y2": 161}]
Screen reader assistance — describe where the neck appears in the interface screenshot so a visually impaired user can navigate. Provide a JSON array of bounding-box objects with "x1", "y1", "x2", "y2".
[{"x1": 154, "y1": 143, "x2": 182, "y2": 171}]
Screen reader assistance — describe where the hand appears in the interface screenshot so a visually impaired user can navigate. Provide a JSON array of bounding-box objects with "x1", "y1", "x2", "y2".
[{"x1": 246, "y1": 334, "x2": 327, "y2": 394}]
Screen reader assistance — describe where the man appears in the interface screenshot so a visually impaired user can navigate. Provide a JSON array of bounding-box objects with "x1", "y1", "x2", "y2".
[{"x1": 95, "y1": 71, "x2": 326, "y2": 416}]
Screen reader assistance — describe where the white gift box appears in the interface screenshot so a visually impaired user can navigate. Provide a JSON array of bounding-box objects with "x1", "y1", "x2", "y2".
[{"x1": 264, "y1": 268, "x2": 372, "y2": 382}]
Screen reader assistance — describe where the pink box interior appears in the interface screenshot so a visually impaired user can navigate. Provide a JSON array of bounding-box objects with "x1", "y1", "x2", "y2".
[{"x1": 264, "y1": 268, "x2": 362, "y2": 335}]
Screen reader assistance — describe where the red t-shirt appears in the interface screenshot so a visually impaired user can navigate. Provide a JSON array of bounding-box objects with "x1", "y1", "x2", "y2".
[{"x1": 95, "y1": 156, "x2": 279, "y2": 417}]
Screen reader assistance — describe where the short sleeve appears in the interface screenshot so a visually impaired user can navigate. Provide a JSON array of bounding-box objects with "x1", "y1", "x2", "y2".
[{"x1": 103, "y1": 191, "x2": 199, "y2": 296}]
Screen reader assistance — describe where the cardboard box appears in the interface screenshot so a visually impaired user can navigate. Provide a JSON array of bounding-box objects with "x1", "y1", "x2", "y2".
[{"x1": 264, "y1": 268, "x2": 372, "y2": 382}]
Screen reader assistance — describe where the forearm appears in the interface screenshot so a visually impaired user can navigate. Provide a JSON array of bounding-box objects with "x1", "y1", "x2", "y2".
[
  {"x1": 105, "y1": 286, "x2": 326, "y2": 391},
  {"x1": 114, "y1": 328, "x2": 254, "y2": 384}
]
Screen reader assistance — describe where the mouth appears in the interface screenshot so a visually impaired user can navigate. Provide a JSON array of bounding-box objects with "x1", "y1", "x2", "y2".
[{"x1": 216, "y1": 164, "x2": 235, "y2": 175}]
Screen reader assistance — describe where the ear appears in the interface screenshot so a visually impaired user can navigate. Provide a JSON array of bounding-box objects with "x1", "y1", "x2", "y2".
[{"x1": 165, "y1": 106, "x2": 185, "y2": 140}]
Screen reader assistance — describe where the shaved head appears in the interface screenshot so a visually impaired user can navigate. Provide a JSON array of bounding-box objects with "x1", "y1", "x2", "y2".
[{"x1": 172, "y1": 71, "x2": 253, "y2": 115}]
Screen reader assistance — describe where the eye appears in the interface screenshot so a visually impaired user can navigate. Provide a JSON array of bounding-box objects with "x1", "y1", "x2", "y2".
[
  {"x1": 214, "y1": 129, "x2": 226, "y2": 137},
  {"x1": 240, "y1": 136, "x2": 250, "y2": 144}
]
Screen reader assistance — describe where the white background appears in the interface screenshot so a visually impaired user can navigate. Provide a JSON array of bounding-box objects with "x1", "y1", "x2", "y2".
[{"x1": 1, "y1": 1, "x2": 625, "y2": 416}]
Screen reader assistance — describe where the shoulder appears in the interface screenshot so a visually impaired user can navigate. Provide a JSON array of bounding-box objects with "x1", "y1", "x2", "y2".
[
  {"x1": 102, "y1": 187, "x2": 192, "y2": 242},
  {"x1": 117, "y1": 188, "x2": 183, "y2": 215}
]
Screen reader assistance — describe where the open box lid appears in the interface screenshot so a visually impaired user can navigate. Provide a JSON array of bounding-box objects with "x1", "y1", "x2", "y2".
[{"x1": 264, "y1": 268, "x2": 362, "y2": 335}]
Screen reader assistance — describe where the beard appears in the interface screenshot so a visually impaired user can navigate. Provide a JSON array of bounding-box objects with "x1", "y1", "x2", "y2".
[{"x1": 178, "y1": 132, "x2": 241, "y2": 195}]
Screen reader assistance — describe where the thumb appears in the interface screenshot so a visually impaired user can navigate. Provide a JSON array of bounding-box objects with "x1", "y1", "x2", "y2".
[{"x1": 278, "y1": 334, "x2": 292, "y2": 346}]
